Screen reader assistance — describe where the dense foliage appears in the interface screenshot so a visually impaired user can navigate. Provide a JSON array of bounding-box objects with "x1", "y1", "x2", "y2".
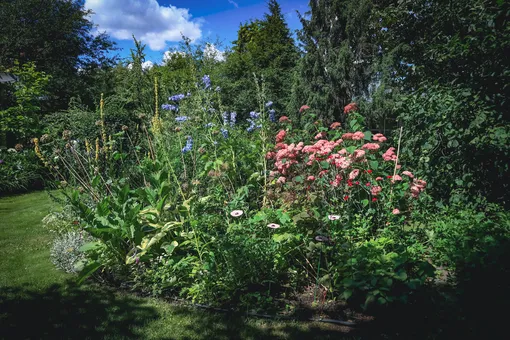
[{"x1": 1, "y1": 0, "x2": 509, "y2": 327}]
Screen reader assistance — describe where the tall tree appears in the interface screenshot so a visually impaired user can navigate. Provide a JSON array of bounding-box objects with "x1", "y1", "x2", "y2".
[
  {"x1": 222, "y1": 0, "x2": 298, "y2": 115},
  {"x1": 0, "y1": 0, "x2": 116, "y2": 111},
  {"x1": 293, "y1": 0, "x2": 376, "y2": 122}
]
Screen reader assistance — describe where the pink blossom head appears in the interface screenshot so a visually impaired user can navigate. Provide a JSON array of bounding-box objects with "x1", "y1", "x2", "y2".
[
  {"x1": 352, "y1": 131, "x2": 365, "y2": 141},
  {"x1": 362, "y1": 143, "x2": 380, "y2": 151},
  {"x1": 328, "y1": 214, "x2": 340, "y2": 221},
  {"x1": 376, "y1": 177, "x2": 383, "y2": 181},
  {"x1": 277, "y1": 176, "x2": 286, "y2": 184},
  {"x1": 402, "y1": 171, "x2": 414, "y2": 178},
  {"x1": 314, "y1": 132, "x2": 327, "y2": 140},
  {"x1": 353, "y1": 149, "x2": 366, "y2": 159},
  {"x1": 392, "y1": 209, "x2": 400, "y2": 215},
  {"x1": 276, "y1": 130, "x2": 287, "y2": 143},
  {"x1": 279, "y1": 116, "x2": 291, "y2": 123},
  {"x1": 307, "y1": 175, "x2": 316, "y2": 181},
  {"x1": 330, "y1": 122, "x2": 341, "y2": 129},
  {"x1": 230, "y1": 210, "x2": 244, "y2": 217},
  {"x1": 373, "y1": 133, "x2": 387, "y2": 143},
  {"x1": 342, "y1": 133, "x2": 353, "y2": 140},
  {"x1": 371, "y1": 185, "x2": 382, "y2": 196},
  {"x1": 299, "y1": 105, "x2": 310, "y2": 113},
  {"x1": 348, "y1": 169, "x2": 360, "y2": 180},
  {"x1": 267, "y1": 223, "x2": 280, "y2": 229},
  {"x1": 391, "y1": 175, "x2": 403, "y2": 183},
  {"x1": 344, "y1": 102, "x2": 358, "y2": 114},
  {"x1": 265, "y1": 151, "x2": 275, "y2": 159}
]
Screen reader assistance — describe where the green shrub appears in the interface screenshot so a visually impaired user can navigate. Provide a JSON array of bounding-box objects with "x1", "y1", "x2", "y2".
[
  {"x1": 50, "y1": 231, "x2": 93, "y2": 273},
  {"x1": 0, "y1": 147, "x2": 46, "y2": 194}
]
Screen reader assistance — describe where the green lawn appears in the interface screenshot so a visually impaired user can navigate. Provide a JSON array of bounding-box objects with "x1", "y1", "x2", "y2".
[{"x1": 0, "y1": 191, "x2": 355, "y2": 339}]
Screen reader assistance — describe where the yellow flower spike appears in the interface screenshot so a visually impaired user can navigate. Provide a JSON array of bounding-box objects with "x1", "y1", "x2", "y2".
[
  {"x1": 95, "y1": 138, "x2": 100, "y2": 162},
  {"x1": 100, "y1": 93, "x2": 107, "y2": 145},
  {"x1": 85, "y1": 139, "x2": 91, "y2": 154},
  {"x1": 33, "y1": 138, "x2": 49, "y2": 167}
]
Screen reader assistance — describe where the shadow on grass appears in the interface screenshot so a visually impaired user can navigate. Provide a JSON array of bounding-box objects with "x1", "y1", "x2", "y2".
[
  {"x1": 0, "y1": 281, "x2": 158, "y2": 340},
  {"x1": 0, "y1": 280, "x2": 354, "y2": 340}
]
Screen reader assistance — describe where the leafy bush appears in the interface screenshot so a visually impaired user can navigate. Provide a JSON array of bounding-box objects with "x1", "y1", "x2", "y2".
[
  {"x1": 397, "y1": 85, "x2": 509, "y2": 206},
  {"x1": 50, "y1": 231, "x2": 93, "y2": 273},
  {"x1": 42, "y1": 206, "x2": 80, "y2": 236},
  {"x1": 0, "y1": 147, "x2": 46, "y2": 194}
]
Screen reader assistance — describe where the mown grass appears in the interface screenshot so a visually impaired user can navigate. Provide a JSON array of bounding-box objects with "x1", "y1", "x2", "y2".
[{"x1": 0, "y1": 191, "x2": 355, "y2": 339}]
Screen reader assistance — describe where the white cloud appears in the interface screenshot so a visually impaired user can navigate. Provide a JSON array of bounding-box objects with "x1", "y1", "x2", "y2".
[
  {"x1": 203, "y1": 44, "x2": 225, "y2": 62},
  {"x1": 162, "y1": 50, "x2": 187, "y2": 64},
  {"x1": 142, "y1": 60, "x2": 154, "y2": 70},
  {"x1": 227, "y1": 0, "x2": 239, "y2": 8},
  {"x1": 85, "y1": 0, "x2": 202, "y2": 51}
]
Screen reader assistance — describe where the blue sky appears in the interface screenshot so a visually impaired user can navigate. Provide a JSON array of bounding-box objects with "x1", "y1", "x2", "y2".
[{"x1": 84, "y1": 0, "x2": 309, "y2": 64}]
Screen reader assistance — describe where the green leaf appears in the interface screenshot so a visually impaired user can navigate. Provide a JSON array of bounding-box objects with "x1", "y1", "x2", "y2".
[
  {"x1": 319, "y1": 161, "x2": 330, "y2": 169},
  {"x1": 162, "y1": 241, "x2": 178, "y2": 255},
  {"x1": 369, "y1": 160, "x2": 379, "y2": 170},
  {"x1": 77, "y1": 261, "x2": 101, "y2": 285},
  {"x1": 364, "y1": 131, "x2": 373, "y2": 141},
  {"x1": 294, "y1": 175, "x2": 304, "y2": 183},
  {"x1": 395, "y1": 270, "x2": 408, "y2": 281},
  {"x1": 361, "y1": 199, "x2": 369, "y2": 207},
  {"x1": 79, "y1": 241, "x2": 102, "y2": 252}
]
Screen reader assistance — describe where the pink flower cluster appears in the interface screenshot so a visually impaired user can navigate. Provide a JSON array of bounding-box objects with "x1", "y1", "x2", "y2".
[
  {"x1": 342, "y1": 131, "x2": 365, "y2": 140},
  {"x1": 276, "y1": 130, "x2": 287, "y2": 143},
  {"x1": 373, "y1": 133, "x2": 387, "y2": 143},
  {"x1": 344, "y1": 103, "x2": 358, "y2": 114},
  {"x1": 362, "y1": 143, "x2": 380, "y2": 151},
  {"x1": 411, "y1": 179, "x2": 427, "y2": 198},
  {"x1": 382, "y1": 147, "x2": 397, "y2": 161}
]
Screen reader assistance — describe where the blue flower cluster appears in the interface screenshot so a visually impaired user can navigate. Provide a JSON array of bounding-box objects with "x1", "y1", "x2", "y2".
[
  {"x1": 265, "y1": 101, "x2": 273, "y2": 107},
  {"x1": 247, "y1": 111, "x2": 262, "y2": 132},
  {"x1": 269, "y1": 109, "x2": 276, "y2": 123},
  {"x1": 230, "y1": 112, "x2": 237, "y2": 127},
  {"x1": 202, "y1": 75, "x2": 211, "y2": 89},
  {"x1": 181, "y1": 136, "x2": 193, "y2": 153},
  {"x1": 222, "y1": 112, "x2": 228, "y2": 125},
  {"x1": 175, "y1": 116, "x2": 189, "y2": 123},
  {"x1": 221, "y1": 128, "x2": 228, "y2": 139},
  {"x1": 162, "y1": 104, "x2": 178, "y2": 111},
  {"x1": 169, "y1": 93, "x2": 186, "y2": 102}
]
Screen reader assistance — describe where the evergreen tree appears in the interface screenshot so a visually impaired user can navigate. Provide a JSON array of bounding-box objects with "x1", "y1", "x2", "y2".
[
  {"x1": 222, "y1": 0, "x2": 298, "y2": 116},
  {"x1": 293, "y1": 0, "x2": 376, "y2": 122}
]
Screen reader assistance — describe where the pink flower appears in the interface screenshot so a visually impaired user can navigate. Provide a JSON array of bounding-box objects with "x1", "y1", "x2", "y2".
[
  {"x1": 373, "y1": 133, "x2": 387, "y2": 143},
  {"x1": 348, "y1": 169, "x2": 360, "y2": 180},
  {"x1": 392, "y1": 209, "x2": 400, "y2": 215},
  {"x1": 307, "y1": 175, "x2": 316, "y2": 181},
  {"x1": 267, "y1": 223, "x2": 281, "y2": 229},
  {"x1": 344, "y1": 102, "x2": 358, "y2": 114},
  {"x1": 330, "y1": 174, "x2": 342, "y2": 187},
  {"x1": 265, "y1": 151, "x2": 275, "y2": 159},
  {"x1": 230, "y1": 210, "x2": 244, "y2": 217},
  {"x1": 299, "y1": 105, "x2": 311, "y2": 113},
  {"x1": 402, "y1": 170, "x2": 414, "y2": 178},
  {"x1": 352, "y1": 131, "x2": 365, "y2": 141},
  {"x1": 362, "y1": 143, "x2": 380, "y2": 151},
  {"x1": 277, "y1": 176, "x2": 286, "y2": 184},
  {"x1": 342, "y1": 133, "x2": 353, "y2": 140},
  {"x1": 279, "y1": 116, "x2": 291, "y2": 123},
  {"x1": 314, "y1": 132, "x2": 327, "y2": 140},
  {"x1": 328, "y1": 214, "x2": 340, "y2": 221},
  {"x1": 330, "y1": 122, "x2": 341, "y2": 129},
  {"x1": 353, "y1": 149, "x2": 366, "y2": 159},
  {"x1": 371, "y1": 186, "x2": 382, "y2": 196},
  {"x1": 410, "y1": 179, "x2": 427, "y2": 198},
  {"x1": 376, "y1": 177, "x2": 383, "y2": 181},
  {"x1": 382, "y1": 147, "x2": 397, "y2": 161},
  {"x1": 391, "y1": 175, "x2": 403, "y2": 183},
  {"x1": 276, "y1": 130, "x2": 287, "y2": 143}
]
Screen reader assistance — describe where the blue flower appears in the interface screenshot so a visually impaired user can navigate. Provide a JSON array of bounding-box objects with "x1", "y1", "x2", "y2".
[
  {"x1": 175, "y1": 116, "x2": 189, "y2": 123},
  {"x1": 169, "y1": 93, "x2": 186, "y2": 102},
  {"x1": 181, "y1": 136, "x2": 193, "y2": 153},
  {"x1": 221, "y1": 128, "x2": 228, "y2": 139},
  {"x1": 269, "y1": 109, "x2": 276, "y2": 122},
  {"x1": 205, "y1": 122, "x2": 215, "y2": 128},
  {"x1": 162, "y1": 104, "x2": 178, "y2": 111},
  {"x1": 222, "y1": 112, "x2": 229, "y2": 125},
  {"x1": 202, "y1": 75, "x2": 211, "y2": 89},
  {"x1": 215, "y1": 86, "x2": 221, "y2": 92},
  {"x1": 186, "y1": 92, "x2": 192, "y2": 97},
  {"x1": 249, "y1": 111, "x2": 261, "y2": 119},
  {"x1": 230, "y1": 112, "x2": 237, "y2": 127},
  {"x1": 265, "y1": 101, "x2": 273, "y2": 107}
]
